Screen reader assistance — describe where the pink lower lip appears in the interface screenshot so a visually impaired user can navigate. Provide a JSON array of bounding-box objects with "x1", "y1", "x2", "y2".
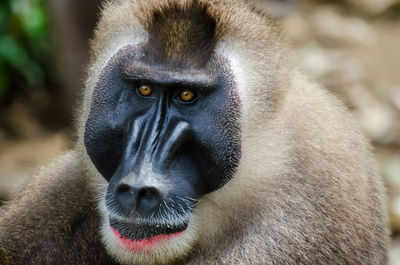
[{"x1": 111, "y1": 226, "x2": 184, "y2": 252}]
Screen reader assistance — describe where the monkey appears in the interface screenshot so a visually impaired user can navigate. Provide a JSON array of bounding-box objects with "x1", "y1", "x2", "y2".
[{"x1": 0, "y1": 0, "x2": 389, "y2": 264}]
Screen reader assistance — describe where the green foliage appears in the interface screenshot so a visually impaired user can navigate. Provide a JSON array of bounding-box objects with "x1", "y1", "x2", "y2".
[{"x1": 0, "y1": 0, "x2": 50, "y2": 100}]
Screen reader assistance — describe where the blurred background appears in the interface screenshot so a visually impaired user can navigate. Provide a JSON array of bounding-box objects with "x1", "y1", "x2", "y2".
[{"x1": 0, "y1": 0, "x2": 399, "y2": 262}]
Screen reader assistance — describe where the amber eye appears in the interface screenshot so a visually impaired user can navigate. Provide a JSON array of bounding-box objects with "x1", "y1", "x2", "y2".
[
  {"x1": 178, "y1": 89, "x2": 195, "y2": 102},
  {"x1": 138, "y1": 84, "x2": 152, "y2": 96}
]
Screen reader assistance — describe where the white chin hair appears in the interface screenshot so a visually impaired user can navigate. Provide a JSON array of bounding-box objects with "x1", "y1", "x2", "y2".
[{"x1": 98, "y1": 202, "x2": 197, "y2": 265}]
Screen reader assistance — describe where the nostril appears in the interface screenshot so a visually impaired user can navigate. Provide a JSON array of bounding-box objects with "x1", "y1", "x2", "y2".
[
  {"x1": 114, "y1": 183, "x2": 137, "y2": 212},
  {"x1": 137, "y1": 187, "x2": 162, "y2": 212},
  {"x1": 116, "y1": 183, "x2": 134, "y2": 195},
  {"x1": 139, "y1": 187, "x2": 158, "y2": 198}
]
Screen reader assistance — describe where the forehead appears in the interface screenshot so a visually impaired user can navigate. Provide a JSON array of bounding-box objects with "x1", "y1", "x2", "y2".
[{"x1": 141, "y1": 1, "x2": 218, "y2": 69}]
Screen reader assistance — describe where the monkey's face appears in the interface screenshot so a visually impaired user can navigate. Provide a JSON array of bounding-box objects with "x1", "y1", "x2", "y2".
[{"x1": 83, "y1": 43, "x2": 241, "y2": 260}]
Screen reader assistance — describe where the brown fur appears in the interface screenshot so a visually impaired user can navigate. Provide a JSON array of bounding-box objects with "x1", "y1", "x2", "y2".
[
  {"x1": 0, "y1": 0, "x2": 388, "y2": 264},
  {"x1": 144, "y1": 1, "x2": 217, "y2": 68},
  {"x1": 0, "y1": 152, "x2": 118, "y2": 264}
]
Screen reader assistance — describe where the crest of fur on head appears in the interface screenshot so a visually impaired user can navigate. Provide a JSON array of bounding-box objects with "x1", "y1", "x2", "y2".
[{"x1": 76, "y1": 0, "x2": 388, "y2": 264}]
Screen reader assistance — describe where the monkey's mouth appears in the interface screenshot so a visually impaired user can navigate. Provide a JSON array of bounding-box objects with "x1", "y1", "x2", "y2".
[{"x1": 109, "y1": 218, "x2": 188, "y2": 251}]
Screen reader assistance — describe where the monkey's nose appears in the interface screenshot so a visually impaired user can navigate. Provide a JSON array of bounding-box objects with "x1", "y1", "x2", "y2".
[{"x1": 115, "y1": 183, "x2": 162, "y2": 214}]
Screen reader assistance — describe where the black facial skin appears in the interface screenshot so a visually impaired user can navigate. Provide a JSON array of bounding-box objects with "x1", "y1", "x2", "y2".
[{"x1": 84, "y1": 45, "x2": 241, "y2": 240}]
